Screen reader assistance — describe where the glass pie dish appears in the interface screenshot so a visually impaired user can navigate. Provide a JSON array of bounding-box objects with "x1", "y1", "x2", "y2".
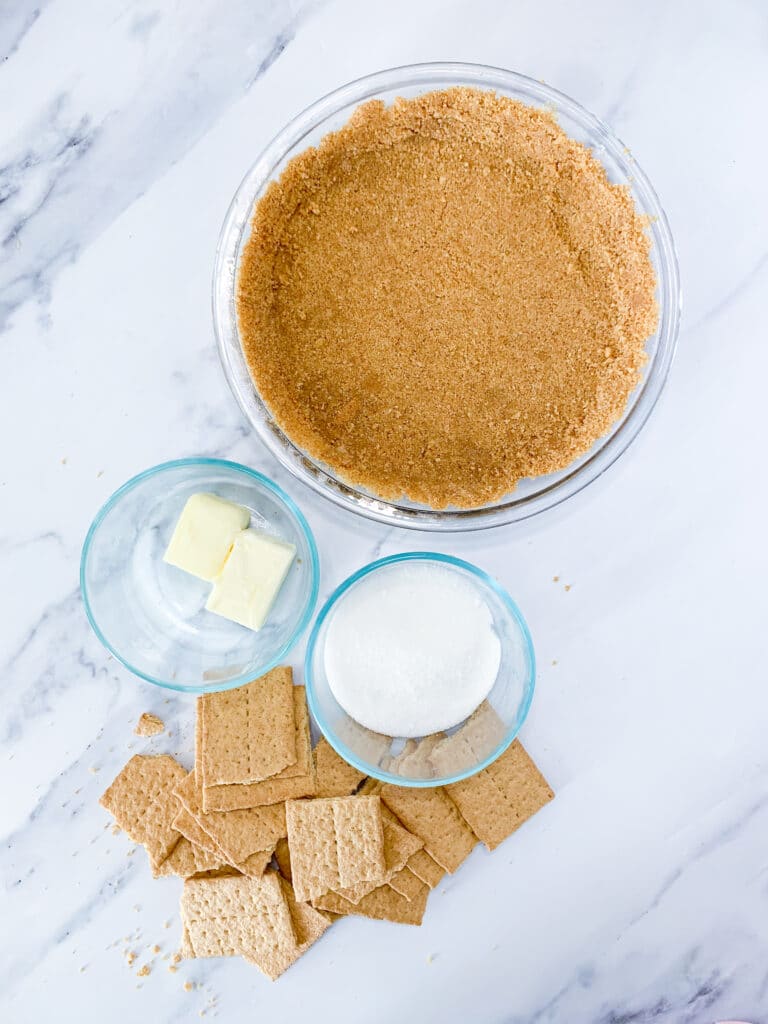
[{"x1": 213, "y1": 62, "x2": 681, "y2": 531}]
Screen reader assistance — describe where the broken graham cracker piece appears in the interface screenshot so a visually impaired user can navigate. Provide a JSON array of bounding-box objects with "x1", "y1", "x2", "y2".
[
  {"x1": 443, "y1": 740, "x2": 554, "y2": 851},
  {"x1": 333, "y1": 804, "x2": 423, "y2": 904},
  {"x1": 100, "y1": 754, "x2": 186, "y2": 871},
  {"x1": 200, "y1": 666, "x2": 297, "y2": 786},
  {"x1": 134, "y1": 712, "x2": 164, "y2": 737},
  {"x1": 314, "y1": 737, "x2": 366, "y2": 798},
  {"x1": 202, "y1": 686, "x2": 315, "y2": 811},
  {"x1": 388, "y1": 865, "x2": 426, "y2": 902},
  {"x1": 175, "y1": 771, "x2": 287, "y2": 867},
  {"x1": 156, "y1": 836, "x2": 226, "y2": 878},
  {"x1": 380, "y1": 784, "x2": 476, "y2": 873},
  {"x1": 286, "y1": 795, "x2": 386, "y2": 903},
  {"x1": 181, "y1": 871, "x2": 301, "y2": 979},
  {"x1": 406, "y1": 848, "x2": 446, "y2": 889},
  {"x1": 314, "y1": 881, "x2": 429, "y2": 926}
]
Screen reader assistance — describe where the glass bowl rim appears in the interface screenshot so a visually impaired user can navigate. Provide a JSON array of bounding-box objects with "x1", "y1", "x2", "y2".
[
  {"x1": 80, "y1": 456, "x2": 320, "y2": 693},
  {"x1": 213, "y1": 60, "x2": 682, "y2": 533},
  {"x1": 304, "y1": 550, "x2": 536, "y2": 786}
]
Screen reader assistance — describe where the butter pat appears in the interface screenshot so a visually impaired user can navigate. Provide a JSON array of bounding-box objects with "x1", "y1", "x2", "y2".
[
  {"x1": 163, "y1": 493, "x2": 250, "y2": 582},
  {"x1": 206, "y1": 529, "x2": 296, "y2": 631}
]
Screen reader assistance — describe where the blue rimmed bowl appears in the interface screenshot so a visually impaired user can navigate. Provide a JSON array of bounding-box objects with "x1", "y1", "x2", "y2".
[
  {"x1": 305, "y1": 552, "x2": 535, "y2": 786},
  {"x1": 81, "y1": 458, "x2": 319, "y2": 692}
]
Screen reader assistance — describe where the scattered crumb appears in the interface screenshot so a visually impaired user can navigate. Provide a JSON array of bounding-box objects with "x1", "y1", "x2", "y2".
[
  {"x1": 552, "y1": 575, "x2": 559, "y2": 582},
  {"x1": 111, "y1": 824, "x2": 121, "y2": 835},
  {"x1": 168, "y1": 965, "x2": 177, "y2": 974},
  {"x1": 564, "y1": 584, "x2": 572, "y2": 592},
  {"x1": 172, "y1": 952, "x2": 182, "y2": 965},
  {"x1": 163, "y1": 920, "x2": 171, "y2": 929},
  {"x1": 134, "y1": 712, "x2": 165, "y2": 737},
  {"x1": 126, "y1": 952, "x2": 137, "y2": 967},
  {"x1": 88, "y1": 765, "x2": 99, "y2": 774},
  {"x1": 137, "y1": 964, "x2": 151, "y2": 978},
  {"x1": 184, "y1": 981, "x2": 194, "y2": 992},
  {"x1": 152, "y1": 944, "x2": 161, "y2": 955}
]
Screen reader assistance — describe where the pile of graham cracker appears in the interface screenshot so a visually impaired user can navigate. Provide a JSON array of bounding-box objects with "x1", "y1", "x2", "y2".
[{"x1": 100, "y1": 666, "x2": 553, "y2": 980}]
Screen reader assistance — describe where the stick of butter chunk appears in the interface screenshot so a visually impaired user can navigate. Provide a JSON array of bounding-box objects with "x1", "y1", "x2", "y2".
[
  {"x1": 163, "y1": 493, "x2": 250, "y2": 582},
  {"x1": 205, "y1": 529, "x2": 297, "y2": 631}
]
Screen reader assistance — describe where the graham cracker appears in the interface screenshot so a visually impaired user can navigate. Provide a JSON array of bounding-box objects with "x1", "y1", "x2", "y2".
[
  {"x1": 314, "y1": 881, "x2": 428, "y2": 926},
  {"x1": 181, "y1": 872, "x2": 299, "y2": 979},
  {"x1": 134, "y1": 712, "x2": 164, "y2": 737},
  {"x1": 100, "y1": 754, "x2": 186, "y2": 870},
  {"x1": 200, "y1": 666, "x2": 297, "y2": 786},
  {"x1": 203, "y1": 687, "x2": 315, "y2": 811},
  {"x1": 334, "y1": 804, "x2": 423, "y2": 904},
  {"x1": 286, "y1": 795, "x2": 386, "y2": 902},
  {"x1": 388, "y1": 865, "x2": 426, "y2": 902},
  {"x1": 274, "y1": 837, "x2": 292, "y2": 883},
  {"x1": 429, "y1": 701, "x2": 507, "y2": 776},
  {"x1": 175, "y1": 770, "x2": 287, "y2": 866},
  {"x1": 406, "y1": 848, "x2": 446, "y2": 889},
  {"x1": 156, "y1": 836, "x2": 226, "y2": 878},
  {"x1": 380, "y1": 784, "x2": 476, "y2": 873},
  {"x1": 314, "y1": 737, "x2": 366, "y2": 798},
  {"x1": 444, "y1": 740, "x2": 554, "y2": 850}
]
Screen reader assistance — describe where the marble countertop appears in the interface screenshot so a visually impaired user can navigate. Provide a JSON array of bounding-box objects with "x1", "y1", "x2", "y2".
[{"x1": 3, "y1": 1, "x2": 767, "y2": 1021}]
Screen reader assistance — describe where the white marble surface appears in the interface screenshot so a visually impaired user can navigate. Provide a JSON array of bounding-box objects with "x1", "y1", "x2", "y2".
[{"x1": 2, "y1": 1, "x2": 767, "y2": 1021}]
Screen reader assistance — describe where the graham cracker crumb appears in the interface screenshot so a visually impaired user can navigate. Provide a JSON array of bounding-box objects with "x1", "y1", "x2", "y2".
[
  {"x1": 238, "y1": 87, "x2": 657, "y2": 509},
  {"x1": 126, "y1": 952, "x2": 136, "y2": 966},
  {"x1": 184, "y1": 981, "x2": 194, "y2": 992},
  {"x1": 134, "y1": 712, "x2": 165, "y2": 737},
  {"x1": 152, "y1": 944, "x2": 161, "y2": 954},
  {"x1": 565, "y1": 584, "x2": 572, "y2": 592},
  {"x1": 168, "y1": 965, "x2": 177, "y2": 973},
  {"x1": 172, "y1": 952, "x2": 182, "y2": 965},
  {"x1": 137, "y1": 964, "x2": 150, "y2": 978}
]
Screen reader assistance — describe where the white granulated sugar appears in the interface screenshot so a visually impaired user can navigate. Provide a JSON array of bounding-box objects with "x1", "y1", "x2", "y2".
[{"x1": 323, "y1": 562, "x2": 501, "y2": 737}]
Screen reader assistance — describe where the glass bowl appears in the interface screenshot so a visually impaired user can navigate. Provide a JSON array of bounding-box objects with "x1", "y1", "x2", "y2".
[
  {"x1": 213, "y1": 61, "x2": 681, "y2": 532},
  {"x1": 80, "y1": 458, "x2": 319, "y2": 692},
  {"x1": 305, "y1": 552, "x2": 535, "y2": 787}
]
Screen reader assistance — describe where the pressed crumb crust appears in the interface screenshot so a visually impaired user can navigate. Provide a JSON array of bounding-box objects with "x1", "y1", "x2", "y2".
[{"x1": 237, "y1": 87, "x2": 658, "y2": 509}]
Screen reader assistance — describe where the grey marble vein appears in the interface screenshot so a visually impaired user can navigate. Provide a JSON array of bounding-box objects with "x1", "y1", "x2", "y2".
[{"x1": 0, "y1": 0, "x2": 323, "y2": 332}]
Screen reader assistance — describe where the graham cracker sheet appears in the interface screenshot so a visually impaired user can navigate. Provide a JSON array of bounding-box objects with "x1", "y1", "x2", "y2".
[
  {"x1": 200, "y1": 666, "x2": 296, "y2": 786},
  {"x1": 443, "y1": 740, "x2": 554, "y2": 850},
  {"x1": 202, "y1": 686, "x2": 315, "y2": 811},
  {"x1": 100, "y1": 754, "x2": 186, "y2": 870},
  {"x1": 380, "y1": 784, "x2": 476, "y2": 873},
  {"x1": 286, "y1": 795, "x2": 386, "y2": 902}
]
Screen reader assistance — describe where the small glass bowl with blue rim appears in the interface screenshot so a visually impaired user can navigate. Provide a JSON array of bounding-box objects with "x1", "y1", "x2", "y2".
[
  {"x1": 305, "y1": 552, "x2": 535, "y2": 786},
  {"x1": 80, "y1": 457, "x2": 319, "y2": 692}
]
